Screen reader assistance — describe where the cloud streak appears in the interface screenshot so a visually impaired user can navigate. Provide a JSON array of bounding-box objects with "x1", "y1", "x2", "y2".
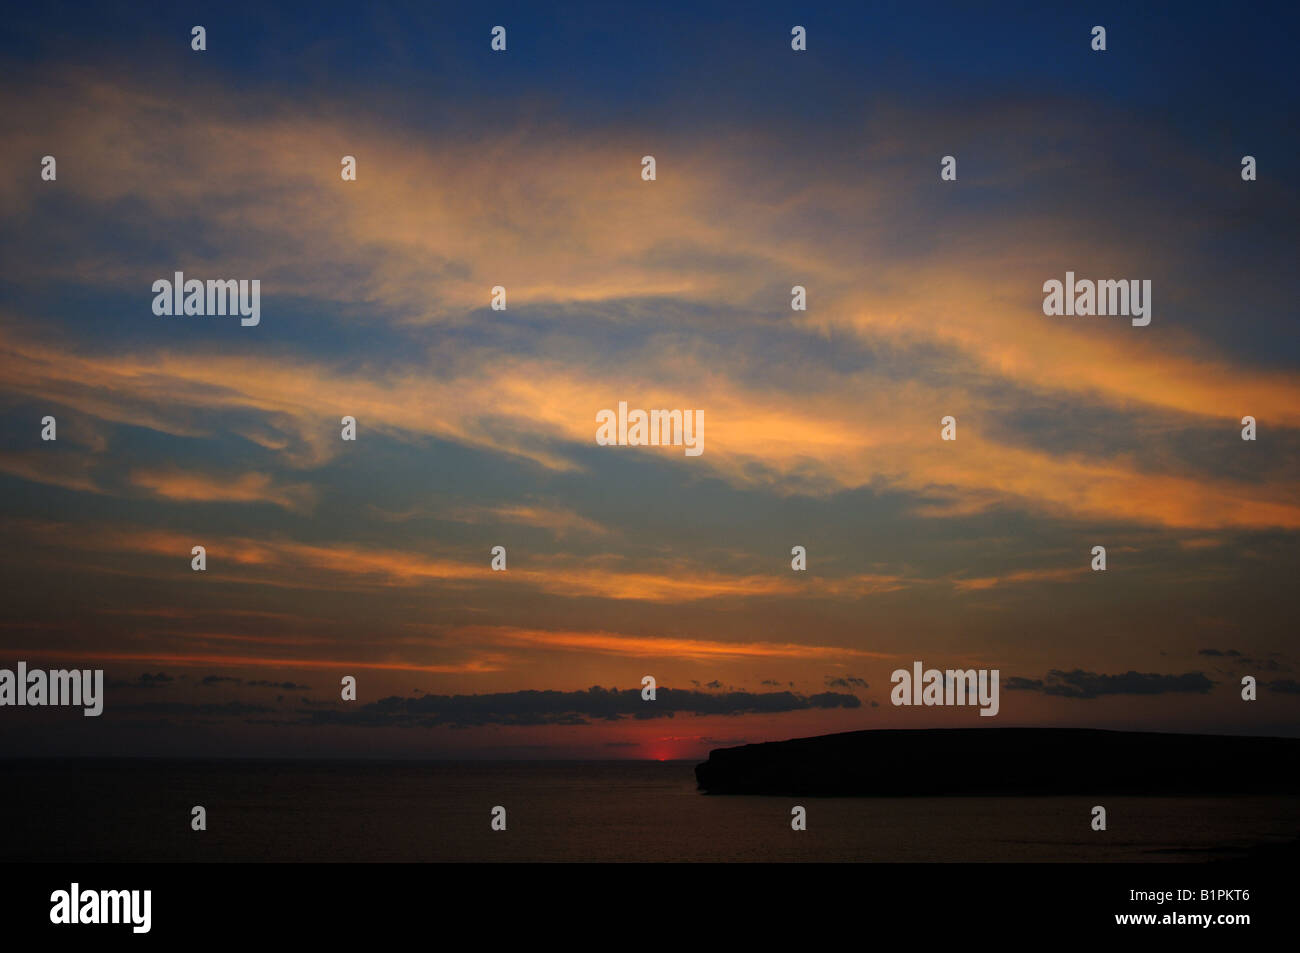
[
  {"x1": 303, "y1": 685, "x2": 862, "y2": 727},
  {"x1": 1005, "y1": 670, "x2": 1215, "y2": 699}
]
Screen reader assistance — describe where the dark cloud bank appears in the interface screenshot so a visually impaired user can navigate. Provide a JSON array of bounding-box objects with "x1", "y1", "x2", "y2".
[
  {"x1": 1004, "y1": 669, "x2": 1213, "y2": 699},
  {"x1": 302, "y1": 686, "x2": 860, "y2": 728}
]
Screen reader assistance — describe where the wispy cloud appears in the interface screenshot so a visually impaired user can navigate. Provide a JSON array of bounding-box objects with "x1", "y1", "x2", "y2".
[
  {"x1": 1005, "y1": 670, "x2": 1215, "y2": 699},
  {"x1": 129, "y1": 467, "x2": 318, "y2": 512},
  {"x1": 450, "y1": 626, "x2": 894, "y2": 662}
]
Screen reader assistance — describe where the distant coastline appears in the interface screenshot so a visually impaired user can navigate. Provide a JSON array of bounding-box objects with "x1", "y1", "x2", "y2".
[{"x1": 695, "y1": 727, "x2": 1300, "y2": 796}]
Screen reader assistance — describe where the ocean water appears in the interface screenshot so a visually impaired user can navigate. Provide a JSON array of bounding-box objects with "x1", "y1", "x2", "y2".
[{"x1": 2, "y1": 759, "x2": 1295, "y2": 862}]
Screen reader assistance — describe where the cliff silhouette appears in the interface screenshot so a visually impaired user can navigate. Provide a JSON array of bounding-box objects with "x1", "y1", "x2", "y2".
[{"x1": 694, "y1": 727, "x2": 1300, "y2": 796}]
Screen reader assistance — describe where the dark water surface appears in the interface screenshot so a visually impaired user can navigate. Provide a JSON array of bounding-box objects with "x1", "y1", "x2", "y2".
[{"x1": 3, "y1": 759, "x2": 1295, "y2": 862}]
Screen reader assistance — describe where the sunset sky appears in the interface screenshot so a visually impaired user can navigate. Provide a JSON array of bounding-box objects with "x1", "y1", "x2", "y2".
[{"x1": 2, "y1": 1, "x2": 1298, "y2": 759}]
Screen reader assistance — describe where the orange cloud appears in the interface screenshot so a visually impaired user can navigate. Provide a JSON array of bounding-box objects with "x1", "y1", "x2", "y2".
[
  {"x1": 950, "y1": 567, "x2": 1089, "y2": 592},
  {"x1": 129, "y1": 467, "x2": 318, "y2": 512},
  {"x1": 0, "y1": 451, "x2": 103, "y2": 495},
  {"x1": 4, "y1": 327, "x2": 1299, "y2": 532},
  {"x1": 438, "y1": 626, "x2": 895, "y2": 662},
  {"x1": 446, "y1": 502, "x2": 610, "y2": 537},
  {"x1": 11, "y1": 519, "x2": 906, "y2": 602},
  {"x1": 13, "y1": 649, "x2": 507, "y2": 674},
  {"x1": 2, "y1": 73, "x2": 1298, "y2": 536}
]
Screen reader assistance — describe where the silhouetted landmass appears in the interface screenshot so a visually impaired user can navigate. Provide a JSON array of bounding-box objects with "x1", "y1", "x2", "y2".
[{"x1": 694, "y1": 728, "x2": 1300, "y2": 796}]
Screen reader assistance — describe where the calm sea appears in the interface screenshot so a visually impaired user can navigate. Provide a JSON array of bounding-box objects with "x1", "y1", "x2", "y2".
[{"x1": 2, "y1": 759, "x2": 1295, "y2": 862}]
